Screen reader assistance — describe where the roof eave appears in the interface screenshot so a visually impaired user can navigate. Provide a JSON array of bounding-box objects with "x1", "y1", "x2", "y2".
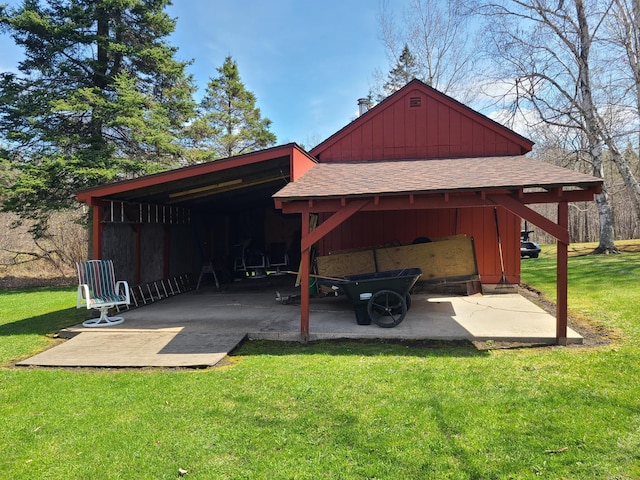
[
  {"x1": 76, "y1": 143, "x2": 311, "y2": 203},
  {"x1": 274, "y1": 182, "x2": 603, "y2": 204}
]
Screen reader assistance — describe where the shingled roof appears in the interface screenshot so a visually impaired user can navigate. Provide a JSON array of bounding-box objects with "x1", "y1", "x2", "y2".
[{"x1": 273, "y1": 156, "x2": 602, "y2": 201}]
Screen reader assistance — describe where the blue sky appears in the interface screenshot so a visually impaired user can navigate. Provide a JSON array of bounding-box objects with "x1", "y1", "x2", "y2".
[
  {"x1": 166, "y1": 0, "x2": 404, "y2": 146},
  {"x1": 0, "y1": 1, "x2": 411, "y2": 148}
]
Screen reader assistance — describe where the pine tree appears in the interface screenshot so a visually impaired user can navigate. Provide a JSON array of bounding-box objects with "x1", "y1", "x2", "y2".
[
  {"x1": 190, "y1": 56, "x2": 276, "y2": 160},
  {"x1": 0, "y1": 0, "x2": 196, "y2": 238},
  {"x1": 382, "y1": 44, "x2": 420, "y2": 99}
]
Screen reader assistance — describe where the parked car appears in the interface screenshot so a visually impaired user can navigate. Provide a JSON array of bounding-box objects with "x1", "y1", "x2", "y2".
[{"x1": 520, "y1": 241, "x2": 541, "y2": 258}]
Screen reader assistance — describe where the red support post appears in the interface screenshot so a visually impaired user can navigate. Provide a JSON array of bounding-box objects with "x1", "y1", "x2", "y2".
[
  {"x1": 556, "y1": 201, "x2": 569, "y2": 345},
  {"x1": 92, "y1": 204, "x2": 102, "y2": 260},
  {"x1": 300, "y1": 210, "x2": 311, "y2": 343}
]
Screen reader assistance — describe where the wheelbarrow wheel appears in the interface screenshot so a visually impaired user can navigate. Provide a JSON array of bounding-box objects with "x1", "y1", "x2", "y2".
[
  {"x1": 367, "y1": 290, "x2": 407, "y2": 328},
  {"x1": 390, "y1": 293, "x2": 411, "y2": 315}
]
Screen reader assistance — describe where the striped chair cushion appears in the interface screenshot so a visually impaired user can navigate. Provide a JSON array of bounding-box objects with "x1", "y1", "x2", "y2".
[{"x1": 77, "y1": 260, "x2": 125, "y2": 305}]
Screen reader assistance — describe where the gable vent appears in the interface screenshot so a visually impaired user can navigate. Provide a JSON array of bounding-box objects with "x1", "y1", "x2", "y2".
[{"x1": 409, "y1": 96, "x2": 422, "y2": 108}]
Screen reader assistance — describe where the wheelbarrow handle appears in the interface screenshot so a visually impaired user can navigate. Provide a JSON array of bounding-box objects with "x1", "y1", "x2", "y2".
[{"x1": 285, "y1": 271, "x2": 346, "y2": 282}]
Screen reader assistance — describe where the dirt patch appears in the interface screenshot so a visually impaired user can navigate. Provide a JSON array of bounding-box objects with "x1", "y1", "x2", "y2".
[{"x1": 518, "y1": 284, "x2": 615, "y2": 348}]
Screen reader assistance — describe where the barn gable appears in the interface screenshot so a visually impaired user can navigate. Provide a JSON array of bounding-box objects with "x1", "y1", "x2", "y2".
[{"x1": 310, "y1": 79, "x2": 534, "y2": 162}]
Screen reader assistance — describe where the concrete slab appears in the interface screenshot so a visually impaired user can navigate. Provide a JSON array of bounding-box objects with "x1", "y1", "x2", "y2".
[
  {"x1": 18, "y1": 330, "x2": 245, "y2": 368},
  {"x1": 17, "y1": 282, "x2": 582, "y2": 368}
]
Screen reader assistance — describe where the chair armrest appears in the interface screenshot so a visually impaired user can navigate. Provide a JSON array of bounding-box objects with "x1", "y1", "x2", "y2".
[
  {"x1": 77, "y1": 284, "x2": 91, "y2": 309},
  {"x1": 115, "y1": 281, "x2": 131, "y2": 305}
]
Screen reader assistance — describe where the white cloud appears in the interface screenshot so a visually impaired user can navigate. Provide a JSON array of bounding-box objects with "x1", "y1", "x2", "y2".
[{"x1": 488, "y1": 107, "x2": 540, "y2": 140}]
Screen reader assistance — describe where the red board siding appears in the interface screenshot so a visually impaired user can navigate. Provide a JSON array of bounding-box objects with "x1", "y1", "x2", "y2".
[
  {"x1": 313, "y1": 84, "x2": 531, "y2": 162},
  {"x1": 317, "y1": 206, "x2": 521, "y2": 284}
]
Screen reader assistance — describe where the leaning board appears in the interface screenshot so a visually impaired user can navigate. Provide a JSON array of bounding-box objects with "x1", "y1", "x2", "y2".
[
  {"x1": 314, "y1": 249, "x2": 376, "y2": 278},
  {"x1": 316, "y1": 235, "x2": 478, "y2": 284}
]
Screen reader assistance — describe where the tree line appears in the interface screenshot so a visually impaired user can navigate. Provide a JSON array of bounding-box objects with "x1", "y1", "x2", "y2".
[
  {"x1": 2, "y1": 0, "x2": 640, "y2": 255},
  {"x1": 375, "y1": 0, "x2": 640, "y2": 251},
  {"x1": 0, "y1": 0, "x2": 275, "y2": 242}
]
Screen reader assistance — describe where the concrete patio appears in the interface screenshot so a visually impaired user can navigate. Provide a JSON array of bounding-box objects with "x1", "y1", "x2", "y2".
[{"x1": 17, "y1": 279, "x2": 582, "y2": 368}]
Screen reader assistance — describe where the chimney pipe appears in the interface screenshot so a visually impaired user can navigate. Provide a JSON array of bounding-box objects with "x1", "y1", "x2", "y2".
[{"x1": 357, "y1": 97, "x2": 370, "y2": 116}]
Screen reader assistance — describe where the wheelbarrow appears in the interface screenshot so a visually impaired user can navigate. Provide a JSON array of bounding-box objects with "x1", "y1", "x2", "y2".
[{"x1": 334, "y1": 268, "x2": 422, "y2": 328}]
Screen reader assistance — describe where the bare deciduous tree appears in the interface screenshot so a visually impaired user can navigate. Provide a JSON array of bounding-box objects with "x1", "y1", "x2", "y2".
[
  {"x1": 478, "y1": 0, "x2": 630, "y2": 253},
  {"x1": 374, "y1": 0, "x2": 479, "y2": 101}
]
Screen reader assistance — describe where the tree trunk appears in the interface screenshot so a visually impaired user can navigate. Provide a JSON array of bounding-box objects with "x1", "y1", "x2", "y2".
[
  {"x1": 592, "y1": 190, "x2": 618, "y2": 253},
  {"x1": 575, "y1": 0, "x2": 619, "y2": 253}
]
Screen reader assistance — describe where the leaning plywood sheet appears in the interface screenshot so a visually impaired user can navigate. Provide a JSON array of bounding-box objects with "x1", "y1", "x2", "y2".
[
  {"x1": 374, "y1": 235, "x2": 478, "y2": 282},
  {"x1": 316, "y1": 249, "x2": 376, "y2": 279}
]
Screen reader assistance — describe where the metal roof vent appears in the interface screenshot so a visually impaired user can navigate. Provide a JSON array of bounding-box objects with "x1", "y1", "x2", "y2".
[{"x1": 357, "y1": 98, "x2": 370, "y2": 116}]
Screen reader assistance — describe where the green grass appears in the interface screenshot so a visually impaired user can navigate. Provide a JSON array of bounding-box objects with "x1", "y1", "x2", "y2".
[
  {"x1": 0, "y1": 287, "x2": 86, "y2": 362},
  {"x1": 1, "y1": 249, "x2": 640, "y2": 479},
  {"x1": 521, "y1": 239, "x2": 640, "y2": 343}
]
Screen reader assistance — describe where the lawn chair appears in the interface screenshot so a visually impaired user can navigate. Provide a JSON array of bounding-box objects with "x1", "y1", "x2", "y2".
[
  {"x1": 267, "y1": 242, "x2": 289, "y2": 275},
  {"x1": 76, "y1": 260, "x2": 130, "y2": 327}
]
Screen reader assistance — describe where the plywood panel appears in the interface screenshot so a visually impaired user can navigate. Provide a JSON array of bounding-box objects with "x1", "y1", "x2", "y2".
[
  {"x1": 316, "y1": 207, "x2": 521, "y2": 284},
  {"x1": 316, "y1": 250, "x2": 376, "y2": 278},
  {"x1": 317, "y1": 235, "x2": 478, "y2": 286},
  {"x1": 375, "y1": 235, "x2": 477, "y2": 282}
]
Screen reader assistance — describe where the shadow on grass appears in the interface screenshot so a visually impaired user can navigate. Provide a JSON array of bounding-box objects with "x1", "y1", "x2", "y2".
[
  {"x1": 230, "y1": 338, "x2": 491, "y2": 359},
  {"x1": 0, "y1": 307, "x2": 85, "y2": 337}
]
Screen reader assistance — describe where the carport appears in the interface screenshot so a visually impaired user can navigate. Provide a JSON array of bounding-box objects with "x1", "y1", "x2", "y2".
[
  {"x1": 274, "y1": 156, "x2": 602, "y2": 345},
  {"x1": 76, "y1": 144, "x2": 314, "y2": 286},
  {"x1": 74, "y1": 80, "x2": 603, "y2": 349}
]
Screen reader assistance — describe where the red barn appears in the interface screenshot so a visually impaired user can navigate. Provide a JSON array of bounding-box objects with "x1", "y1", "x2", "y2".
[
  {"x1": 77, "y1": 80, "x2": 602, "y2": 343},
  {"x1": 305, "y1": 80, "x2": 534, "y2": 285}
]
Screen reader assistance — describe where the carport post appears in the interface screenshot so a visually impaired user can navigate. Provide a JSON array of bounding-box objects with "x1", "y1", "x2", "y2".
[
  {"x1": 91, "y1": 203, "x2": 103, "y2": 260},
  {"x1": 296, "y1": 199, "x2": 370, "y2": 343},
  {"x1": 556, "y1": 201, "x2": 569, "y2": 345},
  {"x1": 300, "y1": 210, "x2": 311, "y2": 343}
]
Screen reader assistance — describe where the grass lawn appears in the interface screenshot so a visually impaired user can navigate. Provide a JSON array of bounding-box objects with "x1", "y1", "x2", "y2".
[{"x1": 1, "y1": 246, "x2": 640, "y2": 479}]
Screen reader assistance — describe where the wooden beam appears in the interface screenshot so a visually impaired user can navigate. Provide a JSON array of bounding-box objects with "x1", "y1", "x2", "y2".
[
  {"x1": 92, "y1": 204, "x2": 102, "y2": 260},
  {"x1": 166, "y1": 175, "x2": 284, "y2": 204},
  {"x1": 168, "y1": 178, "x2": 242, "y2": 198},
  {"x1": 279, "y1": 194, "x2": 492, "y2": 214},
  {"x1": 277, "y1": 185, "x2": 602, "y2": 215},
  {"x1": 520, "y1": 188, "x2": 599, "y2": 204},
  {"x1": 300, "y1": 210, "x2": 311, "y2": 343},
  {"x1": 488, "y1": 194, "x2": 569, "y2": 243},
  {"x1": 298, "y1": 199, "x2": 370, "y2": 341},
  {"x1": 301, "y1": 199, "x2": 370, "y2": 251},
  {"x1": 557, "y1": 201, "x2": 569, "y2": 345}
]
